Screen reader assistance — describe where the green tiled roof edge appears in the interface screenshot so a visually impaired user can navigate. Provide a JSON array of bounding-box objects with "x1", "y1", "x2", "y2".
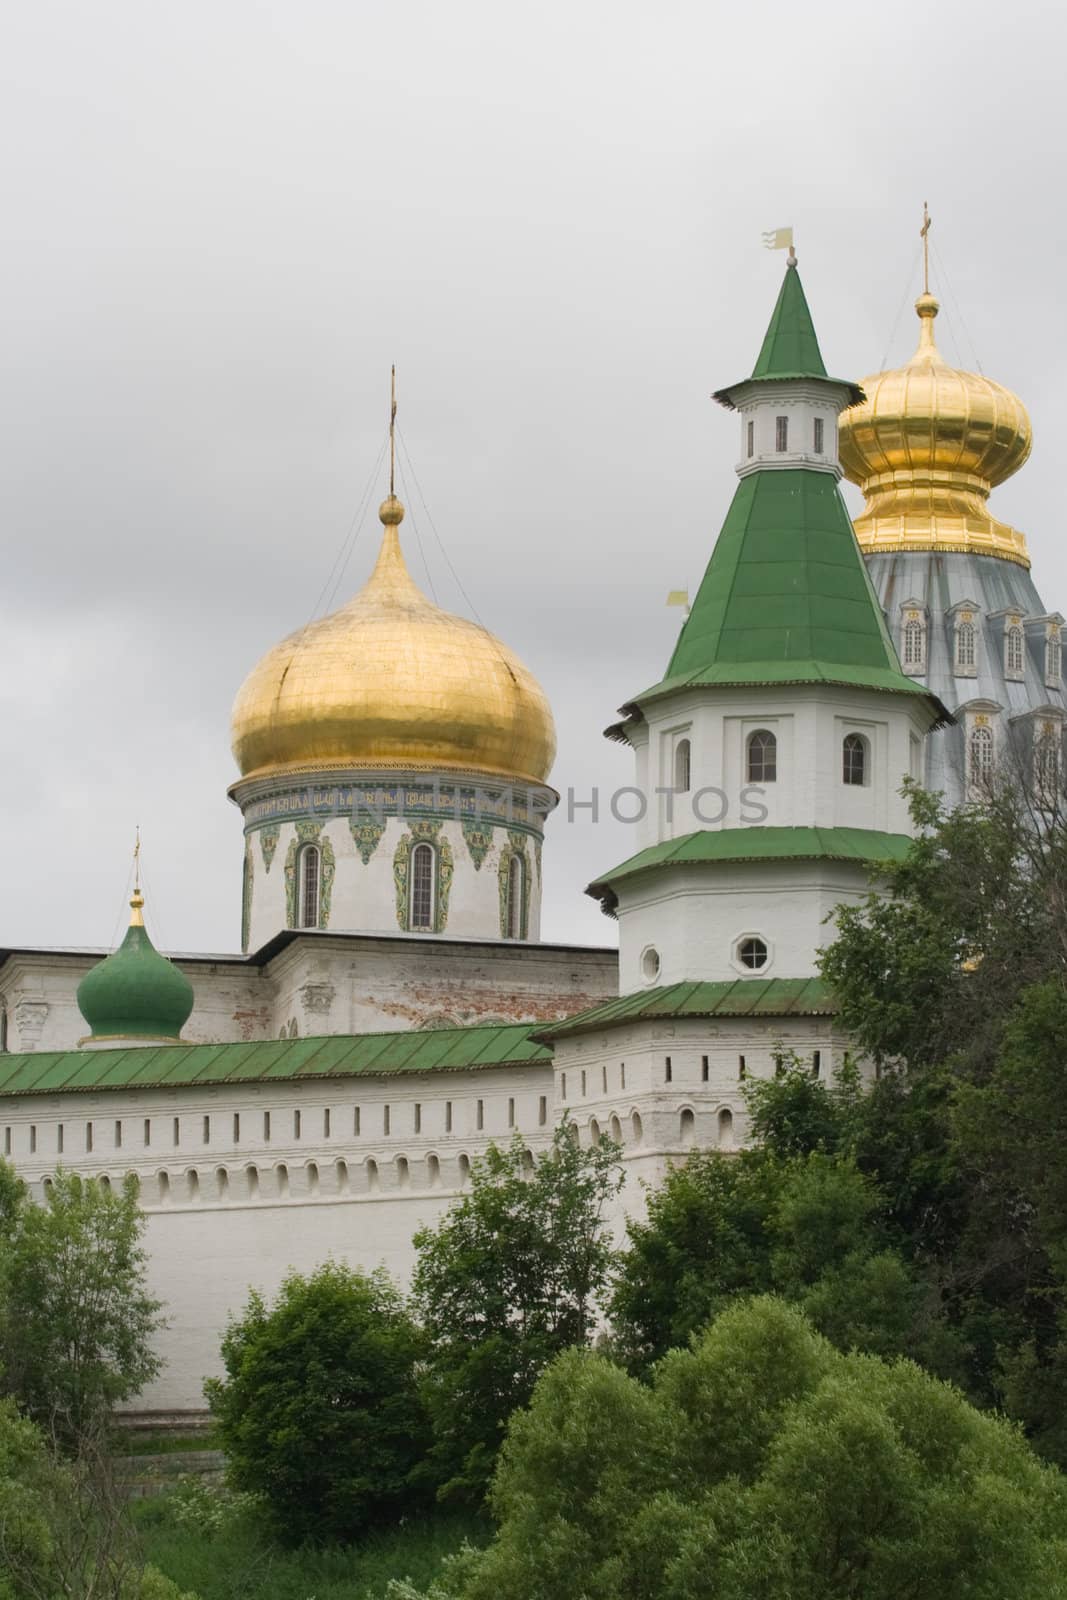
[
  {"x1": 0, "y1": 1020, "x2": 553, "y2": 1099},
  {"x1": 587, "y1": 826, "x2": 914, "y2": 899},
  {"x1": 533, "y1": 976, "x2": 836, "y2": 1041}
]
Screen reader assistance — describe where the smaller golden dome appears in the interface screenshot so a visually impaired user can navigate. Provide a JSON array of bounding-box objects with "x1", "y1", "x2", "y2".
[
  {"x1": 839, "y1": 293, "x2": 1033, "y2": 566},
  {"x1": 230, "y1": 499, "x2": 557, "y2": 786}
]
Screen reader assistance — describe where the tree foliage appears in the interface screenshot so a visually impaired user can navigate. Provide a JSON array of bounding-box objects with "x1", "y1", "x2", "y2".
[
  {"x1": 205, "y1": 1262, "x2": 429, "y2": 1547},
  {"x1": 0, "y1": 1166, "x2": 163, "y2": 1446},
  {"x1": 411, "y1": 1125, "x2": 623, "y2": 1502},
  {"x1": 420, "y1": 1299, "x2": 1067, "y2": 1600}
]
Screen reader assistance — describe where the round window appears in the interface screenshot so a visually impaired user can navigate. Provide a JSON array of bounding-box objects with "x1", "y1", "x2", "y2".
[
  {"x1": 641, "y1": 947, "x2": 661, "y2": 982},
  {"x1": 737, "y1": 936, "x2": 768, "y2": 971}
]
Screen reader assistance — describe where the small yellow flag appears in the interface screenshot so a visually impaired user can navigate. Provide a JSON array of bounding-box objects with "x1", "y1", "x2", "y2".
[
  {"x1": 666, "y1": 590, "x2": 690, "y2": 611},
  {"x1": 761, "y1": 227, "x2": 794, "y2": 251}
]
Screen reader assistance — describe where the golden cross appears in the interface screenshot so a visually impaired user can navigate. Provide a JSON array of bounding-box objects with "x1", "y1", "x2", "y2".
[
  {"x1": 920, "y1": 200, "x2": 932, "y2": 294},
  {"x1": 389, "y1": 364, "x2": 397, "y2": 498},
  {"x1": 133, "y1": 826, "x2": 141, "y2": 892}
]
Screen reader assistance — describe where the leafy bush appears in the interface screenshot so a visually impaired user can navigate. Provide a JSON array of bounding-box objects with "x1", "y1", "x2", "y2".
[{"x1": 205, "y1": 1262, "x2": 429, "y2": 1546}]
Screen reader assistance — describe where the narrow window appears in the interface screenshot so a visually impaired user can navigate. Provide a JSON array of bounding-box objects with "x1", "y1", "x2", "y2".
[
  {"x1": 1046, "y1": 633, "x2": 1062, "y2": 685},
  {"x1": 3, "y1": 1129, "x2": 9, "y2": 1157},
  {"x1": 631, "y1": 1111, "x2": 643, "y2": 1142},
  {"x1": 143, "y1": 1118, "x2": 151, "y2": 1148},
  {"x1": 775, "y1": 415, "x2": 789, "y2": 452},
  {"x1": 508, "y1": 1097, "x2": 515, "y2": 1129},
  {"x1": 620, "y1": 1062, "x2": 626, "y2": 1090},
  {"x1": 746, "y1": 729, "x2": 777, "y2": 782},
  {"x1": 842, "y1": 733, "x2": 867, "y2": 786},
  {"x1": 718, "y1": 1107, "x2": 734, "y2": 1148},
  {"x1": 29, "y1": 1125, "x2": 37, "y2": 1153},
  {"x1": 813, "y1": 416, "x2": 824, "y2": 453},
  {"x1": 664, "y1": 1056, "x2": 672, "y2": 1084},
  {"x1": 172, "y1": 1116, "x2": 180, "y2": 1147},
  {"x1": 969, "y1": 724, "x2": 994, "y2": 787},
  {"x1": 354, "y1": 1106, "x2": 361, "y2": 1136},
  {"x1": 299, "y1": 844, "x2": 321, "y2": 929},
  {"x1": 323, "y1": 1107, "x2": 331, "y2": 1138},
  {"x1": 737, "y1": 936, "x2": 768, "y2": 970},
  {"x1": 903, "y1": 618, "x2": 925, "y2": 668},
  {"x1": 476, "y1": 1099, "x2": 484, "y2": 1131},
  {"x1": 505, "y1": 853, "x2": 525, "y2": 940},
  {"x1": 812, "y1": 1050, "x2": 822, "y2": 1077},
  {"x1": 581, "y1": 1070, "x2": 587, "y2": 1097},
  {"x1": 409, "y1": 843, "x2": 435, "y2": 931},
  {"x1": 383, "y1": 1104, "x2": 391, "y2": 1136},
  {"x1": 293, "y1": 1109, "x2": 301, "y2": 1140},
  {"x1": 114, "y1": 1120, "x2": 122, "y2": 1149},
  {"x1": 85, "y1": 1122, "x2": 93, "y2": 1153},
  {"x1": 538, "y1": 1095, "x2": 547, "y2": 1126},
  {"x1": 701, "y1": 1055, "x2": 709, "y2": 1083},
  {"x1": 57, "y1": 1124, "x2": 64, "y2": 1154},
  {"x1": 560, "y1": 1072, "x2": 567, "y2": 1101},
  {"x1": 680, "y1": 1108, "x2": 695, "y2": 1146},
  {"x1": 601, "y1": 1064, "x2": 608, "y2": 1094},
  {"x1": 233, "y1": 1112, "x2": 240, "y2": 1143},
  {"x1": 263, "y1": 1110, "x2": 271, "y2": 1142},
  {"x1": 955, "y1": 619, "x2": 976, "y2": 672},
  {"x1": 414, "y1": 1102, "x2": 421, "y2": 1134},
  {"x1": 674, "y1": 737, "x2": 691, "y2": 794},
  {"x1": 1006, "y1": 625, "x2": 1024, "y2": 677},
  {"x1": 738, "y1": 1055, "x2": 746, "y2": 1080},
  {"x1": 445, "y1": 1100, "x2": 452, "y2": 1133},
  {"x1": 0, "y1": 1009, "x2": 6, "y2": 1052},
  {"x1": 202, "y1": 1115, "x2": 210, "y2": 1145},
  {"x1": 746, "y1": 418, "x2": 755, "y2": 457}
]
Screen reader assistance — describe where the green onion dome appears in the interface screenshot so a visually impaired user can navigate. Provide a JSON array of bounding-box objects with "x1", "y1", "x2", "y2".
[{"x1": 77, "y1": 891, "x2": 194, "y2": 1044}]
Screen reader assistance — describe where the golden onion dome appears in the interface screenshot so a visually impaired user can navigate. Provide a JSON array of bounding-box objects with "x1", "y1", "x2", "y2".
[
  {"x1": 231, "y1": 496, "x2": 556, "y2": 786},
  {"x1": 839, "y1": 292, "x2": 1033, "y2": 566}
]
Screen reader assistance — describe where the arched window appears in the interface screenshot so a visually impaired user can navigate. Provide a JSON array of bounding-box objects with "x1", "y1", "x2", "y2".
[
  {"x1": 1006, "y1": 625, "x2": 1025, "y2": 678},
  {"x1": 1046, "y1": 632, "x2": 1062, "y2": 686},
  {"x1": 306, "y1": 1161, "x2": 319, "y2": 1195},
  {"x1": 679, "y1": 1108, "x2": 696, "y2": 1146},
  {"x1": 409, "y1": 843, "x2": 435, "y2": 931},
  {"x1": 746, "y1": 729, "x2": 777, "y2": 783},
  {"x1": 842, "y1": 733, "x2": 867, "y2": 786},
  {"x1": 969, "y1": 724, "x2": 994, "y2": 788},
  {"x1": 589, "y1": 1118, "x2": 601, "y2": 1147},
  {"x1": 610, "y1": 1114, "x2": 622, "y2": 1143},
  {"x1": 276, "y1": 1163, "x2": 289, "y2": 1198},
  {"x1": 427, "y1": 1153, "x2": 441, "y2": 1187},
  {"x1": 903, "y1": 619, "x2": 925, "y2": 669},
  {"x1": 505, "y1": 854, "x2": 525, "y2": 940},
  {"x1": 717, "y1": 1107, "x2": 734, "y2": 1149},
  {"x1": 215, "y1": 1167, "x2": 229, "y2": 1201},
  {"x1": 631, "y1": 1111, "x2": 643, "y2": 1143},
  {"x1": 674, "y1": 737, "x2": 691, "y2": 794},
  {"x1": 737, "y1": 936, "x2": 768, "y2": 971},
  {"x1": 1035, "y1": 726, "x2": 1060, "y2": 800},
  {"x1": 157, "y1": 1171, "x2": 171, "y2": 1204},
  {"x1": 955, "y1": 620, "x2": 976, "y2": 673},
  {"x1": 458, "y1": 1153, "x2": 471, "y2": 1185},
  {"x1": 245, "y1": 1165, "x2": 259, "y2": 1200},
  {"x1": 396, "y1": 1156, "x2": 410, "y2": 1189},
  {"x1": 365, "y1": 1158, "x2": 380, "y2": 1192},
  {"x1": 298, "y1": 845, "x2": 320, "y2": 929},
  {"x1": 335, "y1": 1158, "x2": 350, "y2": 1193}
]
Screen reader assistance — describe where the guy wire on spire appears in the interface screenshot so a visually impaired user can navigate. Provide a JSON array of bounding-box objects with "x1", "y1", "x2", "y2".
[{"x1": 389, "y1": 364, "x2": 397, "y2": 498}]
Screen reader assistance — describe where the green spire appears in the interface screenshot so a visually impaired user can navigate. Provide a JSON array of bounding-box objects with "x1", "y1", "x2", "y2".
[
  {"x1": 750, "y1": 260, "x2": 827, "y2": 380},
  {"x1": 77, "y1": 890, "x2": 194, "y2": 1044}
]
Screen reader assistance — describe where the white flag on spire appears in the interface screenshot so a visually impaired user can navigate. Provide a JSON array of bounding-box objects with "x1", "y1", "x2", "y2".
[{"x1": 762, "y1": 227, "x2": 794, "y2": 251}]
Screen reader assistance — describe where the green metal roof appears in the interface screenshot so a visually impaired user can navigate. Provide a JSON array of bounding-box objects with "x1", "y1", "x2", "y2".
[
  {"x1": 0, "y1": 1022, "x2": 552, "y2": 1099},
  {"x1": 76, "y1": 919, "x2": 194, "y2": 1043},
  {"x1": 533, "y1": 977, "x2": 836, "y2": 1041},
  {"x1": 712, "y1": 264, "x2": 864, "y2": 408},
  {"x1": 587, "y1": 826, "x2": 913, "y2": 909},
  {"x1": 634, "y1": 469, "x2": 950, "y2": 722}
]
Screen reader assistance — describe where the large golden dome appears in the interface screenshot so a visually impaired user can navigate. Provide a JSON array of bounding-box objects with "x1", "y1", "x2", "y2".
[
  {"x1": 839, "y1": 293, "x2": 1033, "y2": 566},
  {"x1": 231, "y1": 496, "x2": 556, "y2": 785}
]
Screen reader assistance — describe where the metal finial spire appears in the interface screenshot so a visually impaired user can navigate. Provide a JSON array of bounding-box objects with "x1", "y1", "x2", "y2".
[
  {"x1": 920, "y1": 201, "x2": 932, "y2": 294},
  {"x1": 389, "y1": 364, "x2": 397, "y2": 498},
  {"x1": 130, "y1": 827, "x2": 144, "y2": 925}
]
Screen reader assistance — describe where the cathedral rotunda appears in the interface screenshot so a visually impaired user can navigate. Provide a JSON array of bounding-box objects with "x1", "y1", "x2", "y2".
[
  {"x1": 229, "y1": 491, "x2": 558, "y2": 951},
  {"x1": 840, "y1": 284, "x2": 1064, "y2": 804}
]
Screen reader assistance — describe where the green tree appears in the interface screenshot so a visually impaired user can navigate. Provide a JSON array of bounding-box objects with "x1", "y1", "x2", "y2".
[
  {"x1": 0, "y1": 1167, "x2": 163, "y2": 1446},
  {"x1": 425, "y1": 1299, "x2": 1067, "y2": 1600},
  {"x1": 411, "y1": 1125, "x2": 623, "y2": 1502},
  {"x1": 205, "y1": 1262, "x2": 429, "y2": 1546},
  {"x1": 0, "y1": 1396, "x2": 193, "y2": 1600}
]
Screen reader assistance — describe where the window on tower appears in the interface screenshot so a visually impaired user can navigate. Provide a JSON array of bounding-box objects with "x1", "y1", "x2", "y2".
[
  {"x1": 1005, "y1": 625, "x2": 1025, "y2": 679},
  {"x1": 1046, "y1": 630, "x2": 1062, "y2": 687},
  {"x1": 674, "y1": 737, "x2": 691, "y2": 793},
  {"x1": 903, "y1": 617, "x2": 925, "y2": 670},
  {"x1": 813, "y1": 417, "x2": 824, "y2": 453},
  {"x1": 409, "y1": 843, "x2": 435, "y2": 931},
  {"x1": 746, "y1": 419, "x2": 755, "y2": 458},
  {"x1": 842, "y1": 733, "x2": 868, "y2": 786},
  {"x1": 298, "y1": 845, "x2": 320, "y2": 929},
  {"x1": 746, "y1": 729, "x2": 777, "y2": 783},
  {"x1": 505, "y1": 854, "x2": 525, "y2": 940},
  {"x1": 955, "y1": 619, "x2": 977, "y2": 674},
  {"x1": 969, "y1": 723, "x2": 994, "y2": 789},
  {"x1": 775, "y1": 416, "x2": 789, "y2": 452}
]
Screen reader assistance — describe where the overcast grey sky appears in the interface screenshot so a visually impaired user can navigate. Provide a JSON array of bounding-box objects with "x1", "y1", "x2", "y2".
[{"x1": 1, "y1": 0, "x2": 1063, "y2": 955}]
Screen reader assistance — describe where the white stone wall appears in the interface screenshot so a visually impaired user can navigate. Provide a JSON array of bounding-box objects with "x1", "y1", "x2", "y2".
[{"x1": 0, "y1": 937, "x2": 618, "y2": 1053}]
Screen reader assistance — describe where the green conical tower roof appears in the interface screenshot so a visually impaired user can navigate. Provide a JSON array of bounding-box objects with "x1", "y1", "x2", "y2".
[
  {"x1": 620, "y1": 264, "x2": 948, "y2": 724},
  {"x1": 77, "y1": 890, "x2": 194, "y2": 1044},
  {"x1": 713, "y1": 259, "x2": 864, "y2": 408}
]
